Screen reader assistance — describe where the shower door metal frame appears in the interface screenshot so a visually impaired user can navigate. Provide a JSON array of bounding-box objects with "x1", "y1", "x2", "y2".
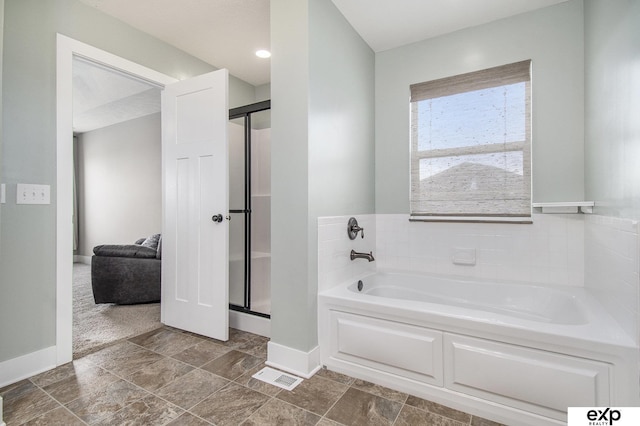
[{"x1": 228, "y1": 100, "x2": 271, "y2": 319}]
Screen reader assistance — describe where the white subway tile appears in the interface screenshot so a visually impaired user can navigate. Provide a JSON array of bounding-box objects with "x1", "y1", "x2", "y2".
[
  {"x1": 477, "y1": 248, "x2": 504, "y2": 266},
  {"x1": 322, "y1": 214, "x2": 636, "y2": 342},
  {"x1": 585, "y1": 215, "x2": 639, "y2": 343}
]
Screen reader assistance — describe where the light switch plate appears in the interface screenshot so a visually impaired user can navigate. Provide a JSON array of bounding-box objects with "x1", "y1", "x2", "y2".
[
  {"x1": 16, "y1": 183, "x2": 51, "y2": 205},
  {"x1": 0, "y1": 184, "x2": 5, "y2": 204}
]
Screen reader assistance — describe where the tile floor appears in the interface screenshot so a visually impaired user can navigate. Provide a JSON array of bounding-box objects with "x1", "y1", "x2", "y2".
[{"x1": 1, "y1": 327, "x2": 504, "y2": 425}]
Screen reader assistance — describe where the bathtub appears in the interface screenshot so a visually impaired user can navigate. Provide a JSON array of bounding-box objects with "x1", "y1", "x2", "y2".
[{"x1": 318, "y1": 271, "x2": 639, "y2": 426}]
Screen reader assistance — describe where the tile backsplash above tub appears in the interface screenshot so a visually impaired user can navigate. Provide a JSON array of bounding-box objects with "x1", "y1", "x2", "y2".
[
  {"x1": 318, "y1": 215, "x2": 376, "y2": 293},
  {"x1": 584, "y1": 215, "x2": 639, "y2": 344},
  {"x1": 376, "y1": 213, "x2": 585, "y2": 286},
  {"x1": 318, "y1": 213, "x2": 639, "y2": 343},
  {"x1": 318, "y1": 213, "x2": 585, "y2": 292}
]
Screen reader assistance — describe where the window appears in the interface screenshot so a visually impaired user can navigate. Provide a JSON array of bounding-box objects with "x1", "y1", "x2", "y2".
[{"x1": 410, "y1": 60, "x2": 532, "y2": 222}]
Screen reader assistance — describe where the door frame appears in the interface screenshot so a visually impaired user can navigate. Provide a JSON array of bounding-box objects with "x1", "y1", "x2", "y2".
[{"x1": 56, "y1": 34, "x2": 177, "y2": 365}]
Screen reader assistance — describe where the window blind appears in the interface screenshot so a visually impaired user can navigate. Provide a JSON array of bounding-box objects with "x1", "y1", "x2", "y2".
[{"x1": 410, "y1": 60, "x2": 532, "y2": 221}]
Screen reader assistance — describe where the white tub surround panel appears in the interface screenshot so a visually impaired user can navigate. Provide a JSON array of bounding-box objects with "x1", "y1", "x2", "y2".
[
  {"x1": 318, "y1": 215, "x2": 377, "y2": 293},
  {"x1": 376, "y1": 213, "x2": 584, "y2": 287},
  {"x1": 584, "y1": 215, "x2": 639, "y2": 344},
  {"x1": 319, "y1": 274, "x2": 638, "y2": 426},
  {"x1": 443, "y1": 334, "x2": 610, "y2": 420},
  {"x1": 329, "y1": 310, "x2": 444, "y2": 386}
]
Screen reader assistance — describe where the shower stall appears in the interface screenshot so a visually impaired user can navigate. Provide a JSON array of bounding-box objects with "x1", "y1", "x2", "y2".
[{"x1": 228, "y1": 100, "x2": 271, "y2": 318}]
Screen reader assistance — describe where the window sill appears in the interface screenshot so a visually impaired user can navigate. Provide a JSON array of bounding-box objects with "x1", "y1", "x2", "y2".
[{"x1": 409, "y1": 216, "x2": 532, "y2": 224}]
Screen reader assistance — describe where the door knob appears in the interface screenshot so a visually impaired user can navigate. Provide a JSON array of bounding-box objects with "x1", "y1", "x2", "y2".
[{"x1": 212, "y1": 214, "x2": 223, "y2": 223}]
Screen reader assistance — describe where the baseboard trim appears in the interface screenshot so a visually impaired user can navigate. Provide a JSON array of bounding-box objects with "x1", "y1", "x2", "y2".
[
  {"x1": 229, "y1": 311, "x2": 270, "y2": 338},
  {"x1": 73, "y1": 255, "x2": 91, "y2": 265},
  {"x1": 266, "y1": 341, "x2": 321, "y2": 379},
  {"x1": 0, "y1": 346, "x2": 57, "y2": 388},
  {"x1": 1, "y1": 395, "x2": 5, "y2": 426}
]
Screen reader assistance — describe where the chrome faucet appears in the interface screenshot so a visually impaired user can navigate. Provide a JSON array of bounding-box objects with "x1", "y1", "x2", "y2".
[
  {"x1": 350, "y1": 249, "x2": 375, "y2": 262},
  {"x1": 347, "y1": 217, "x2": 365, "y2": 240}
]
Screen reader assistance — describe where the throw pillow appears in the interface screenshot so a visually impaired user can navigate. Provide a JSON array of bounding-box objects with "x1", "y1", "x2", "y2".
[{"x1": 141, "y1": 233, "x2": 161, "y2": 250}]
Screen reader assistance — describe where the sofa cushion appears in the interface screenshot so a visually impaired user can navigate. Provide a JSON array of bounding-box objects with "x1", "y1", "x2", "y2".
[
  {"x1": 93, "y1": 244, "x2": 158, "y2": 258},
  {"x1": 91, "y1": 255, "x2": 161, "y2": 304}
]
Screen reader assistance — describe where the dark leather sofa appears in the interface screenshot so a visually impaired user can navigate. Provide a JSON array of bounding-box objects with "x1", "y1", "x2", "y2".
[{"x1": 91, "y1": 234, "x2": 161, "y2": 304}]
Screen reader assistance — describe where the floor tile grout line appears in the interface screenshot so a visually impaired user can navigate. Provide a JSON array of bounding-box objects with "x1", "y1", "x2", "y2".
[
  {"x1": 82, "y1": 330, "x2": 225, "y2": 404},
  {"x1": 350, "y1": 382, "x2": 409, "y2": 406},
  {"x1": 390, "y1": 402, "x2": 405, "y2": 426},
  {"x1": 18, "y1": 325, "x2": 488, "y2": 426},
  {"x1": 315, "y1": 375, "x2": 352, "y2": 423},
  {"x1": 151, "y1": 369, "x2": 231, "y2": 413},
  {"x1": 103, "y1": 375, "x2": 189, "y2": 424},
  {"x1": 347, "y1": 382, "x2": 407, "y2": 426},
  {"x1": 24, "y1": 331, "x2": 204, "y2": 423},
  {"x1": 54, "y1": 352, "x2": 185, "y2": 425},
  {"x1": 109, "y1": 332, "x2": 275, "y2": 417},
  {"x1": 101, "y1": 390, "x2": 188, "y2": 426},
  {"x1": 74, "y1": 356, "x2": 225, "y2": 426},
  {"x1": 180, "y1": 373, "x2": 269, "y2": 425},
  {"x1": 12, "y1": 380, "x2": 68, "y2": 426},
  {"x1": 16, "y1": 399, "x2": 91, "y2": 426},
  {"x1": 178, "y1": 410, "x2": 215, "y2": 426},
  {"x1": 230, "y1": 361, "x2": 345, "y2": 424},
  {"x1": 28, "y1": 361, "x2": 105, "y2": 407},
  {"x1": 68, "y1": 379, "x2": 150, "y2": 426},
  {"x1": 62, "y1": 403, "x2": 90, "y2": 426}
]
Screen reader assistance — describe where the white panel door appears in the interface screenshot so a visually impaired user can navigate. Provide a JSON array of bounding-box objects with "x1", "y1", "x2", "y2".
[{"x1": 161, "y1": 69, "x2": 229, "y2": 341}]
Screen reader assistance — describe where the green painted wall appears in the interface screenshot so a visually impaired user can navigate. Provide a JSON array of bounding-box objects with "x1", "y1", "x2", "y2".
[
  {"x1": 4, "y1": 0, "x2": 625, "y2": 372},
  {"x1": 375, "y1": 0, "x2": 585, "y2": 213},
  {"x1": 584, "y1": 0, "x2": 640, "y2": 219},
  {"x1": 0, "y1": 0, "x2": 4, "y2": 259},
  {"x1": 0, "y1": 0, "x2": 256, "y2": 362},
  {"x1": 270, "y1": 0, "x2": 312, "y2": 351},
  {"x1": 270, "y1": 0, "x2": 374, "y2": 352}
]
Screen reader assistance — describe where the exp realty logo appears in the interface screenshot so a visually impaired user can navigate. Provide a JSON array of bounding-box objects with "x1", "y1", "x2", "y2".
[{"x1": 568, "y1": 407, "x2": 640, "y2": 426}]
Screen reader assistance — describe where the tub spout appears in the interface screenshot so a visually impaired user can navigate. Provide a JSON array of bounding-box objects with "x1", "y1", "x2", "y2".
[{"x1": 350, "y1": 249, "x2": 375, "y2": 262}]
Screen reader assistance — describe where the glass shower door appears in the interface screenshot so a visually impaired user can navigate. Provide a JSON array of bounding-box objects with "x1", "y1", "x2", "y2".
[
  {"x1": 228, "y1": 102, "x2": 271, "y2": 317},
  {"x1": 228, "y1": 115, "x2": 246, "y2": 308},
  {"x1": 248, "y1": 108, "x2": 271, "y2": 316}
]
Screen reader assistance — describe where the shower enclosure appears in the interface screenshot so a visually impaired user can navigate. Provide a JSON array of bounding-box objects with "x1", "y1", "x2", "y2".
[{"x1": 228, "y1": 100, "x2": 271, "y2": 318}]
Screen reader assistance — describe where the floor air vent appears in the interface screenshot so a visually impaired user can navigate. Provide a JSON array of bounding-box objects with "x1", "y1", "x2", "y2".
[{"x1": 252, "y1": 367, "x2": 303, "y2": 391}]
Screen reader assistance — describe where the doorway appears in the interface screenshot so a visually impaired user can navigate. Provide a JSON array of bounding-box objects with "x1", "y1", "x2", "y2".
[
  {"x1": 71, "y1": 56, "x2": 163, "y2": 357},
  {"x1": 56, "y1": 34, "x2": 178, "y2": 365}
]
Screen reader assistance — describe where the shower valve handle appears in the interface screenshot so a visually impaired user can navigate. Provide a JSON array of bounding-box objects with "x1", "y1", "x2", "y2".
[{"x1": 347, "y1": 217, "x2": 365, "y2": 240}]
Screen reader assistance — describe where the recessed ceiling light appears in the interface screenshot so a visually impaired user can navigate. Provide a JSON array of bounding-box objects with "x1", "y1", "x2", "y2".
[{"x1": 255, "y1": 49, "x2": 271, "y2": 59}]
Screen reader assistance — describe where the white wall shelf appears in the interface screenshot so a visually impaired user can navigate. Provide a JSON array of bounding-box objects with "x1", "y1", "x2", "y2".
[{"x1": 532, "y1": 202, "x2": 594, "y2": 214}]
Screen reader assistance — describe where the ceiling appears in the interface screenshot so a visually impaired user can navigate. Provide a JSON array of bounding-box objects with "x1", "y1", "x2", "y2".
[
  {"x1": 332, "y1": 0, "x2": 568, "y2": 53},
  {"x1": 79, "y1": 0, "x2": 271, "y2": 87},
  {"x1": 79, "y1": 0, "x2": 568, "y2": 87},
  {"x1": 73, "y1": 57, "x2": 161, "y2": 133},
  {"x1": 74, "y1": 0, "x2": 567, "y2": 133}
]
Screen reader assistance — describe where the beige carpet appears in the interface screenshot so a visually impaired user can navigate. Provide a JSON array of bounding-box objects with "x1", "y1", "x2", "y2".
[{"x1": 73, "y1": 263, "x2": 161, "y2": 358}]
